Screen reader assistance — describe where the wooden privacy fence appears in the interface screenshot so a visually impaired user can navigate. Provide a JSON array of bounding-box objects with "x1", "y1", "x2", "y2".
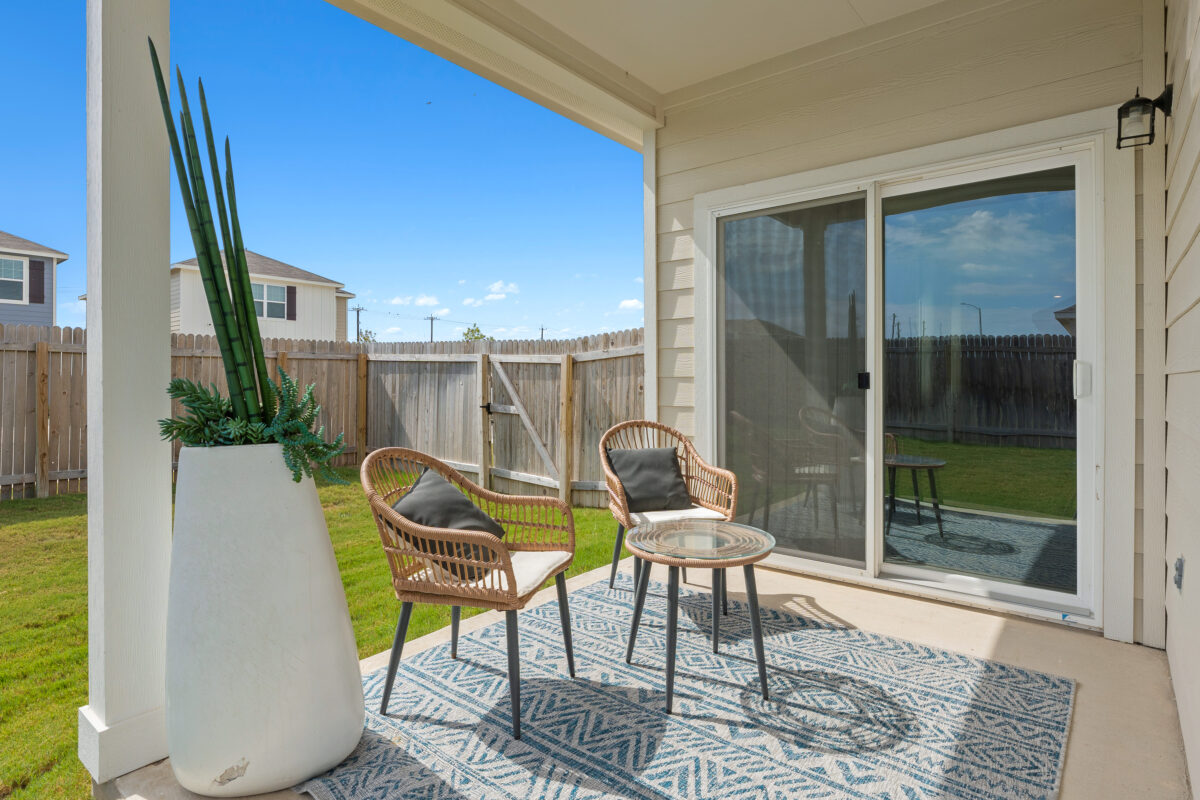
[
  {"x1": 0, "y1": 324, "x2": 644, "y2": 506},
  {"x1": 884, "y1": 334, "x2": 1076, "y2": 448}
]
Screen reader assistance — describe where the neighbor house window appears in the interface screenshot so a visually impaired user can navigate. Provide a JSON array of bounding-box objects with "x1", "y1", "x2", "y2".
[
  {"x1": 252, "y1": 282, "x2": 287, "y2": 319},
  {"x1": 0, "y1": 257, "x2": 25, "y2": 302}
]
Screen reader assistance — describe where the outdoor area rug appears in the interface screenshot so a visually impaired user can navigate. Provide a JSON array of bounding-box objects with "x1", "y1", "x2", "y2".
[{"x1": 299, "y1": 575, "x2": 1075, "y2": 800}]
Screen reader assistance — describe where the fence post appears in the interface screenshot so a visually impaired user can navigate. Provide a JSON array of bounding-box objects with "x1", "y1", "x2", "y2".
[
  {"x1": 35, "y1": 341, "x2": 50, "y2": 498},
  {"x1": 478, "y1": 353, "x2": 491, "y2": 490},
  {"x1": 558, "y1": 353, "x2": 574, "y2": 504},
  {"x1": 356, "y1": 352, "x2": 368, "y2": 462},
  {"x1": 277, "y1": 350, "x2": 289, "y2": 375}
]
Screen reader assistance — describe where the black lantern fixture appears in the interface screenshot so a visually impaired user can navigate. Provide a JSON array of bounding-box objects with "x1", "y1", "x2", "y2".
[{"x1": 1117, "y1": 85, "x2": 1173, "y2": 149}]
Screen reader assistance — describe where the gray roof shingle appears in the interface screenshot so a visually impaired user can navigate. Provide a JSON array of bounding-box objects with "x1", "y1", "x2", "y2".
[
  {"x1": 0, "y1": 230, "x2": 68, "y2": 259},
  {"x1": 174, "y1": 249, "x2": 340, "y2": 286}
]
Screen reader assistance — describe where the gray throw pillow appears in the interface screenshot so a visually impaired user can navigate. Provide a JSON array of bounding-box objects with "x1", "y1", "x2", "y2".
[
  {"x1": 607, "y1": 447, "x2": 692, "y2": 513},
  {"x1": 391, "y1": 469, "x2": 505, "y2": 581}
]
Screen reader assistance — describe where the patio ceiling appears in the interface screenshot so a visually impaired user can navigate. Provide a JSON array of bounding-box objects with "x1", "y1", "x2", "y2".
[{"x1": 327, "y1": 0, "x2": 967, "y2": 149}]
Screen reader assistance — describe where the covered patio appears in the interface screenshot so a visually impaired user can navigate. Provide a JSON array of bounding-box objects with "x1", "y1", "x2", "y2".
[{"x1": 82, "y1": 0, "x2": 1197, "y2": 797}]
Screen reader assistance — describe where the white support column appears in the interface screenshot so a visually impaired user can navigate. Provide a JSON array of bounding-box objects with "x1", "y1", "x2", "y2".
[
  {"x1": 79, "y1": 0, "x2": 173, "y2": 785},
  {"x1": 642, "y1": 127, "x2": 658, "y2": 421}
]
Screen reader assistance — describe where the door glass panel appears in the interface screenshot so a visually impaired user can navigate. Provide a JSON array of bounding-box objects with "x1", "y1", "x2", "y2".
[
  {"x1": 719, "y1": 195, "x2": 868, "y2": 566},
  {"x1": 882, "y1": 166, "x2": 1077, "y2": 592}
]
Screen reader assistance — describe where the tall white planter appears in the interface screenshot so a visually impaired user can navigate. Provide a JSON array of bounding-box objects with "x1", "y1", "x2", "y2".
[{"x1": 167, "y1": 444, "x2": 364, "y2": 796}]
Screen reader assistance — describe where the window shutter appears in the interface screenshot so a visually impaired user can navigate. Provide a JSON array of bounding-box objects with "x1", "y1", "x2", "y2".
[
  {"x1": 28, "y1": 260, "x2": 45, "y2": 304},
  {"x1": 286, "y1": 285, "x2": 297, "y2": 320}
]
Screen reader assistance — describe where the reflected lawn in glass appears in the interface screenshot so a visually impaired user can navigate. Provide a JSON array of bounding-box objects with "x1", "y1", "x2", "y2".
[{"x1": 888, "y1": 436, "x2": 1075, "y2": 520}]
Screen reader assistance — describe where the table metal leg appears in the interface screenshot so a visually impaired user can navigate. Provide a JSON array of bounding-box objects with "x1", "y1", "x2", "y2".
[
  {"x1": 450, "y1": 606, "x2": 460, "y2": 659},
  {"x1": 682, "y1": 567, "x2": 688, "y2": 584},
  {"x1": 886, "y1": 466, "x2": 897, "y2": 535},
  {"x1": 711, "y1": 568, "x2": 721, "y2": 653},
  {"x1": 743, "y1": 565, "x2": 769, "y2": 700},
  {"x1": 911, "y1": 468, "x2": 923, "y2": 524},
  {"x1": 505, "y1": 610, "x2": 521, "y2": 740},
  {"x1": 665, "y1": 565, "x2": 680, "y2": 713},
  {"x1": 928, "y1": 468, "x2": 945, "y2": 539},
  {"x1": 625, "y1": 557, "x2": 652, "y2": 664},
  {"x1": 721, "y1": 567, "x2": 728, "y2": 616}
]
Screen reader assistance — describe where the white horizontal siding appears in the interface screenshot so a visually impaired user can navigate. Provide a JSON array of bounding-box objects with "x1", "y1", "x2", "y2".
[{"x1": 174, "y1": 268, "x2": 339, "y2": 341}]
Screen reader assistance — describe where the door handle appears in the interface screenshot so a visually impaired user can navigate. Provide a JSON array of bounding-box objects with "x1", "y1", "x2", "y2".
[{"x1": 1073, "y1": 360, "x2": 1091, "y2": 399}]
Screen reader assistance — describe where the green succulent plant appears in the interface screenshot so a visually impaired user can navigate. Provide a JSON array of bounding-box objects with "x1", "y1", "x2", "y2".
[{"x1": 150, "y1": 39, "x2": 344, "y2": 482}]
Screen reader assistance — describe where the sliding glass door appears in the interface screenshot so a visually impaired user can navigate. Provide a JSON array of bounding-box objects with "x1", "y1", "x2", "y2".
[
  {"x1": 718, "y1": 194, "x2": 868, "y2": 566},
  {"x1": 880, "y1": 163, "x2": 1084, "y2": 598},
  {"x1": 708, "y1": 148, "x2": 1096, "y2": 613}
]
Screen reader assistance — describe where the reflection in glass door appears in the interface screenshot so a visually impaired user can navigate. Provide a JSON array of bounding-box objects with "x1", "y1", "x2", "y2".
[
  {"x1": 881, "y1": 166, "x2": 1078, "y2": 593},
  {"x1": 718, "y1": 195, "x2": 868, "y2": 566}
]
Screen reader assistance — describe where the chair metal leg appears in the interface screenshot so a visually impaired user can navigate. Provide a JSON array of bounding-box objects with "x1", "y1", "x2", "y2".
[
  {"x1": 554, "y1": 572, "x2": 576, "y2": 678},
  {"x1": 633, "y1": 555, "x2": 643, "y2": 588},
  {"x1": 450, "y1": 606, "x2": 460, "y2": 659},
  {"x1": 609, "y1": 524, "x2": 626, "y2": 588},
  {"x1": 743, "y1": 565, "x2": 769, "y2": 700},
  {"x1": 380, "y1": 601, "x2": 413, "y2": 715},
  {"x1": 625, "y1": 557, "x2": 652, "y2": 663},
  {"x1": 711, "y1": 568, "x2": 721, "y2": 653},
  {"x1": 911, "y1": 468, "x2": 923, "y2": 524},
  {"x1": 505, "y1": 610, "x2": 521, "y2": 740},
  {"x1": 665, "y1": 566, "x2": 680, "y2": 713}
]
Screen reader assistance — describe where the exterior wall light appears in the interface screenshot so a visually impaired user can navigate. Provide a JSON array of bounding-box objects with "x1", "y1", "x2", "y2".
[{"x1": 1117, "y1": 85, "x2": 1173, "y2": 149}]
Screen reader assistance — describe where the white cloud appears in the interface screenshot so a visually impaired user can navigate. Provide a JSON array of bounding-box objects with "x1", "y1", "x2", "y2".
[
  {"x1": 389, "y1": 296, "x2": 412, "y2": 305},
  {"x1": 435, "y1": 308, "x2": 449, "y2": 316},
  {"x1": 634, "y1": 276, "x2": 644, "y2": 283},
  {"x1": 484, "y1": 293, "x2": 507, "y2": 302},
  {"x1": 415, "y1": 295, "x2": 439, "y2": 306},
  {"x1": 457, "y1": 279, "x2": 466, "y2": 285},
  {"x1": 488, "y1": 280, "x2": 518, "y2": 294},
  {"x1": 384, "y1": 326, "x2": 403, "y2": 334},
  {"x1": 618, "y1": 298, "x2": 644, "y2": 311},
  {"x1": 463, "y1": 297, "x2": 483, "y2": 307}
]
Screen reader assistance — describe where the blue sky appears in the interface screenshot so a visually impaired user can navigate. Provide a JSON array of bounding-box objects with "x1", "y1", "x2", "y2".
[
  {"x1": 0, "y1": 0, "x2": 644, "y2": 340},
  {"x1": 884, "y1": 189, "x2": 1075, "y2": 337}
]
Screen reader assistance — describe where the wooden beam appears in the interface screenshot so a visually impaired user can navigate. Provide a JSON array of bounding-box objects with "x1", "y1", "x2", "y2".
[
  {"x1": 478, "y1": 353, "x2": 491, "y2": 490},
  {"x1": 488, "y1": 403, "x2": 520, "y2": 415},
  {"x1": 277, "y1": 350, "x2": 289, "y2": 375},
  {"x1": 490, "y1": 466, "x2": 559, "y2": 490},
  {"x1": 356, "y1": 353, "x2": 368, "y2": 462},
  {"x1": 558, "y1": 353, "x2": 574, "y2": 503},
  {"x1": 368, "y1": 353, "x2": 479, "y2": 363},
  {"x1": 489, "y1": 353, "x2": 564, "y2": 364},
  {"x1": 572, "y1": 344, "x2": 644, "y2": 362},
  {"x1": 490, "y1": 359, "x2": 559, "y2": 480},
  {"x1": 35, "y1": 341, "x2": 50, "y2": 498}
]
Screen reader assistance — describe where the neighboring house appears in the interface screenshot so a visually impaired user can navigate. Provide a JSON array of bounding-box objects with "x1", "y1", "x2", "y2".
[
  {"x1": 173, "y1": 250, "x2": 354, "y2": 341},
  {"x1": 0, "y1": 229, "x2": 68, "y2": 327}
]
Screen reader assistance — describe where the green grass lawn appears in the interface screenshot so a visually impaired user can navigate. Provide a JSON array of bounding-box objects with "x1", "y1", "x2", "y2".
[
  {"x1": 0, "y1": 469, "x2": 621, "y2": 800},
  {"x1": 890, "y1": 437, "x2": 1076, "y2": 520}
]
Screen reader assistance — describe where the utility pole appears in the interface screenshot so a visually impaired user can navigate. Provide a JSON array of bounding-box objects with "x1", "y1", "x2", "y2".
[
  {"x1": 351, "y1": 305, "x2": 365, "y2": 341},
  {"x1": 540, "y1": 326, "x2": 546, "y2": 341},
  {"x1": 424, "y1": 314, "x2": 439, "y2": 343},
  {"x1": 961, "y1": 302, "x2": 983, "y2": 335}
]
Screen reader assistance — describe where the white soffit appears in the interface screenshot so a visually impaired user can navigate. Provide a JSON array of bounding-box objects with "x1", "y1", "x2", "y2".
[{"x1": 510, "y1": 0, "x2": 952, "y2": 94}]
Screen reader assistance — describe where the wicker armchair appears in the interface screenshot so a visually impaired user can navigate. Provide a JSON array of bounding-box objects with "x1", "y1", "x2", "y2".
[
  {"x1": 599, "y1": 420, "x2": 738, "y2": 588},
  {"x1": 361, "y1": 447, "x2": 576, "y2": 739}
]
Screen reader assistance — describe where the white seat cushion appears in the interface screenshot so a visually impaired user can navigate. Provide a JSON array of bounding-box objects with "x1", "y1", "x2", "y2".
[
  {"x1": 414, "y1": 549, "x2": 572, "y2": 597},
  {"x1": 630, "y1": 505, "x2": 726, "y2": 527}
]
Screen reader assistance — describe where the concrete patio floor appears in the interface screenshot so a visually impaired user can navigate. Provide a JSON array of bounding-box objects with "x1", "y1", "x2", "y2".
[{"x1": 98, "y1": 560, "x2": 1191, "y2": 799}]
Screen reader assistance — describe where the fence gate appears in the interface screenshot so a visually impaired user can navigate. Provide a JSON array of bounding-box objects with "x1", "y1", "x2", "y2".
[{"x1": 481, "y1": 353, "x2": 574, "y2": 503}]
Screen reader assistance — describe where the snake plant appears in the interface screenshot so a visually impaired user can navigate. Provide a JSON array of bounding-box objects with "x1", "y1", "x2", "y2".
[{"x1": 151, "y1": 39, "x2": 344, "y2": 481}]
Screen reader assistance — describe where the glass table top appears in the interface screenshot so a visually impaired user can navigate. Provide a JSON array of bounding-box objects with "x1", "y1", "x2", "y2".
[{"x1": 626, "y1": 519, "x2": 776, "y2": 561}]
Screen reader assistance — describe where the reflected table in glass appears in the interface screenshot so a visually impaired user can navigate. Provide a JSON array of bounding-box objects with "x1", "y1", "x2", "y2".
[
  {"x1": 885, "y1": 454, "x2": 947, "y2": 539},
  {"x1": 623, "y1": 519, "x2": 776, "y2": 713}
]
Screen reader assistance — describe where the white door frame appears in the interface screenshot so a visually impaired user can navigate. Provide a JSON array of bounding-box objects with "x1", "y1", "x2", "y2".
[{"x1": 693, "y1": 108, "x2": 1134, "y2": 636}]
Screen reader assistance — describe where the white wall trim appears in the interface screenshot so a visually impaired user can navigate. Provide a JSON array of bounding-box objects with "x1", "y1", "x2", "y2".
[
  {"x1": 693, "y1": 107, "x2": 1136, "y2": 635},
  {"x1": 1139, "y1": 0, "x2": 1168, "y2": 649},
  {"x1": 643, "y1": 127, "x2": 658, "y2": 420},
  {"x1": 78, "y1": 705, "x2": 166, "y2": 786}
]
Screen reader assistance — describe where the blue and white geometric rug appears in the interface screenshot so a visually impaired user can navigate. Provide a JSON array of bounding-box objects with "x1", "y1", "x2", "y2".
[{"x1": 299, "y1": 575, "x2": 1075, "y2": 800}]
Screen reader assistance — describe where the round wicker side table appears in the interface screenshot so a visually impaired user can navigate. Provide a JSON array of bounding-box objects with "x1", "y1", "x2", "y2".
[{"x1": 623, "y1": 519, "x2": 776, "y2": 713}]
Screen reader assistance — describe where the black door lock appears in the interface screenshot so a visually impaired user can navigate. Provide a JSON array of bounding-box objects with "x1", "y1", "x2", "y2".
[{"x1": 857, "y1": 372, "x2": 871, "y2": 390}]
